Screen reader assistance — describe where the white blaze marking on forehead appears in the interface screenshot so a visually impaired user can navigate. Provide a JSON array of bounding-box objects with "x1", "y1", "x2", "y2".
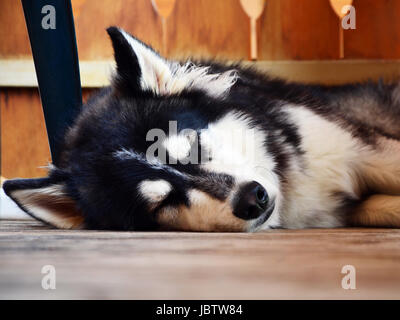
[
  {"x1": 138, "y1": 180, "x2": 172, "y2": 203},
  {"x1": 200, "y1": 112, "x2": 277, "y2": 178},
  {"x1": 163, "y1": 134, "x2": 192, "y2": 160},
  {"x1": 118, "y1": 28, "x2": 238, "y2": 97},
  {"x1": 113, "y1": 148, "x2": 185, "y2": 178},
  {"x1": 199, "y1": 111, "x2": 281, "y2": 220}
]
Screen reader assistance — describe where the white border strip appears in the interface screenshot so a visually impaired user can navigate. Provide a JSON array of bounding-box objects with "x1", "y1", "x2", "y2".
[
  {"x1": 0, "y1": 59, "x2": 115, "y2": 88},
  {"x1": 1, "y1": 59, "x2": 400, "y2": 87}
]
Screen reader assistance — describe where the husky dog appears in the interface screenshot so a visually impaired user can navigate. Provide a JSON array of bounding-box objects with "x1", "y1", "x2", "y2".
[{"x1": 3, "y1": 27, "x2": 400, "y2": 231}]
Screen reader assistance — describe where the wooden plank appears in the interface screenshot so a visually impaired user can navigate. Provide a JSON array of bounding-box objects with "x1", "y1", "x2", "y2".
[
  {"x1": 0, "y1": 88, "x2": 95, "y2": 179},
  {"x1": 0, "y1": 0, "x2": 162, "y2": 60},
  {"x1": 0, "y1": 60, "x2": 114, "y2": 88},
  {"x1": 1, "y1": 220, "x2": 400, "y2": 299},
  {"x1": 72, "y1": 0, "x2": 163, "y2": 60},
  {"x1": 2, "y1": 59, "x2": 400, "y2": 87},
  {"x1": 0, "y1": 60, "x2": 37, "y2": 87},
  {"x1": 2, "y1": 0, "x2": 400, "y2": 62},
  {"x1": 0, "y1": 0, "x2": 32, "y2": 58},
  {"x1": 254, "y1": 59, "x2": 400, "y2": 84},
  {"x1": 259, "y1": 0, "x2": 340, "y2": 60},
  {"x1": 0, "y1": 88, "x2": 51, "y2": 178},
  {"x1": 344, "y1": 0, "x2": 400, "y2": 59},
  {"x1": 166, "y1": 0, "x2": 250, "y2": 59}
]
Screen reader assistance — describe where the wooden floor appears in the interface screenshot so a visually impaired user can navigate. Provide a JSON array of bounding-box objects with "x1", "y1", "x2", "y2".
[{"x1": 0, "y1": 219, "x2": 400, "y2": 299}]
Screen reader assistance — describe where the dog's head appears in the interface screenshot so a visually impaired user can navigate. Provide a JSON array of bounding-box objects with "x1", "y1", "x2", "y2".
[{"x1": 3, "y1": 27, "x2": 282, "y2": 232}]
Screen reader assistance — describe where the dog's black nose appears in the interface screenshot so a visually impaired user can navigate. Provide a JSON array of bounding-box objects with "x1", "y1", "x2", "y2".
[{"x1": 233, "y1": 181, "x2": 269, "y2": 220}]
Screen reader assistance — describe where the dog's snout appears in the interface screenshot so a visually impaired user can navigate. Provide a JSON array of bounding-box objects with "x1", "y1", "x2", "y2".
[{"x1": 233, "y1": 181, "x2": 269, "y2": 220}]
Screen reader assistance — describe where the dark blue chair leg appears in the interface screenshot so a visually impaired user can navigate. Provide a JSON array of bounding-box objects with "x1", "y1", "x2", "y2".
[{"x1": 21, "y1": 0, "x2": 82, "y2": 165}]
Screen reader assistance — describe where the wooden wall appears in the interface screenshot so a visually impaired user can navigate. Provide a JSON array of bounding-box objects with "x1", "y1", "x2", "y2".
[{"x1": 1, "y1": 0, "x2": 400, "y2": 179}]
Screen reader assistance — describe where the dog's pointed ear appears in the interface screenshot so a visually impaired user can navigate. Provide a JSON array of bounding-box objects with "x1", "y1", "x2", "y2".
[
  {"x1": 106, "y1": 26, "x2": 173, "y2": 94},
  {"x1": 3, "y1": 176, "x2": 84, "y2": 229}
]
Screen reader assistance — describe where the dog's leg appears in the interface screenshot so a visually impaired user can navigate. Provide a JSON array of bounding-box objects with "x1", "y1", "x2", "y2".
[
  {"x1": 361, "y1": 138, "x2": 400, "y2": 195},
  {"x1": 349, "y1": 194, "x2": 400, "y2": 227}
]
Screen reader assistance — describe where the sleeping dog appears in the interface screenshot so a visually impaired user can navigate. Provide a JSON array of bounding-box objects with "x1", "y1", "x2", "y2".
[{"x1": 3, "y1": 27, "x2": 400, "y2": 231}]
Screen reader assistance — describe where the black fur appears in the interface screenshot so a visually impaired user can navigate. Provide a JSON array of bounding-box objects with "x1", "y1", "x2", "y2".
[{"x1": 4, "y1": 27, "x2": 400, "y2": 231}]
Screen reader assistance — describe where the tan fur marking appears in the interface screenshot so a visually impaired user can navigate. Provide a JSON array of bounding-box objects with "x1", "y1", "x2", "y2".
[
  {"x1": 157, "y1": 190, "x2": 247, "y2": 232},
  {"x1": 360, "y1": 137, "x2": 400, "y2": 195},
  {"x1": 34, "y1": 196, "x2": 84, "y2": 229},
  {"x1": 350, "y1": 194, "x2": 400, "y2": 227}
]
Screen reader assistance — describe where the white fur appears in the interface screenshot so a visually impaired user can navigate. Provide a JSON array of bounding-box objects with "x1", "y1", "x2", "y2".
[
  {"x1": 199, "y1": 111, "x2": 282, "y2": 228},
  {"x1": 163, "y1": 134, "x2": 192, "y2": 161},
  {"x1": 138, "y1": 179, "x2": 172, "y2": 203},
  {"x1": 162, "y1": 129, "x2": 198, "y2": 162},
  {"x1": 119, "y1": 29, "x2": 172, "y2": 94},
  {"x1": 168, "y1": 62, "x2": 238, "y2": 98},
  {"x1": 280, "y1": 105, "x2": 367, "y2": 228},
  {"x1": 119, "y1": 28, "x2": 237, "y2": 97}
]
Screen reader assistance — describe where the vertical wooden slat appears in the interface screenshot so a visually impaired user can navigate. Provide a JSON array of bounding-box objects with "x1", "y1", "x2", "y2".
[
  {"x1": 344, "y1": 0, "x2": 400, "y2": 59},
  {"x1": 329, "y1": 0, "x2": 354, "y2": 59},
  {"x1": 0, "y1": 0, "x2": 31, "y2": 58},
  {"x1": 239, "y1": 0, "x2": 266, "y2": 60},
  {"x1": 152, "y1": 0, "x2": 177, "y2": 55},
  {"x1": 0, "y1": 88, "x2": 51, "y2": 178},
  {"x1": 166, "y1": 0, "x2": 249, "y2": 60},
  {"x1": 259, "y1": 0, "x2": 340, "y2": 60},
  {"x1": 0, "y1": 88, "x2": 97, "y2": 179}
]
